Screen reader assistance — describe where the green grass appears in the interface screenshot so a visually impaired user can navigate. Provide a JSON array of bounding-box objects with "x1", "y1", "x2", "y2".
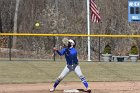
[{"x1": 0, "y1": 61, "x2": 140, "y2": 84}]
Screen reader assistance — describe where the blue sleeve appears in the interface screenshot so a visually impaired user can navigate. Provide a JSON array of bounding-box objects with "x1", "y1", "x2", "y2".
[{"x1": 56, "y1": 48, "x2": 66, "y2": 56}]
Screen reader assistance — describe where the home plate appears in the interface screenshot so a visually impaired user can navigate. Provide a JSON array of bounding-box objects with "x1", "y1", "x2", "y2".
[{"x1": 63, "y1": 89, "x2": 79, "y2": 92}]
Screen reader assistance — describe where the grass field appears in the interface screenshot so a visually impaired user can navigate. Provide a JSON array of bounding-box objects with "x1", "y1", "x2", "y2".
[{"x1": 0, "y1": 61, "x2": 140, "y2": 84}]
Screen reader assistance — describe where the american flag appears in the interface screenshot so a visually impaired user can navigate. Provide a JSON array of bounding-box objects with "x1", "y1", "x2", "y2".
[{"x1": 90, "y1": 0, "x2": 101, "y2": 22}]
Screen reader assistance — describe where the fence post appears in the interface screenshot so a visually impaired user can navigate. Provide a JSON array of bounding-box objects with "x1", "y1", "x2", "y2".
[
  {"x1": 9, "y1": 36, "x2": 12, "y2": 61},
  {"x1": 99, "y1": 37, "x2": 101, "y2": 62},
  {"x1": 53, "y1": 36, "x2": 56, "y2": 61}
]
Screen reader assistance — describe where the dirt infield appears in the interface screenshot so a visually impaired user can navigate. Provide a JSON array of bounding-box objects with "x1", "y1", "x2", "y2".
[{"x1": 0, "y1": 82, "x2": 140, "y2": 93}]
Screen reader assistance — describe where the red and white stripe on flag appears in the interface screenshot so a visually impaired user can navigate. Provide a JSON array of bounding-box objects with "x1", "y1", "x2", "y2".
[{"x1": 90, "y1": 0, "x2": 101, "y2": 23}]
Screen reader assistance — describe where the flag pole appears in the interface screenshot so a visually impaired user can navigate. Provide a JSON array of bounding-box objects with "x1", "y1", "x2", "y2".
[{"x1": 87, "y1": 0, "x2": 91, "y2": 61}]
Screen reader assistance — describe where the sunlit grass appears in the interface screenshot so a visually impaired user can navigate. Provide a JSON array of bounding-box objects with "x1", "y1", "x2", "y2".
[{"x1": 0, "y1": 61, "x2": 140, "y2": 84}]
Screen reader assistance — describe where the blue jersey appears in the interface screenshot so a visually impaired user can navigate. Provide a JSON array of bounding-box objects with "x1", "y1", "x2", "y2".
[{"x1": 56, "y1": 47, "x2": 78, "y2": 65}]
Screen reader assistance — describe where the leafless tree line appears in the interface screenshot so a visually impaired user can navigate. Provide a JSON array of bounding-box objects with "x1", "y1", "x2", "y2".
[{"x1": 0, "y1": 0, "x2": 139, "y2": 60}]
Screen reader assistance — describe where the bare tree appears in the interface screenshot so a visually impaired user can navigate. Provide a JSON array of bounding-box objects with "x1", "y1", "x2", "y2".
[
  {"x1": 0, "y1": 11, "x2": 2, "y2": 33},
  {"x1": 12, "y1": 0, "x2": 21, "y2": 48}
]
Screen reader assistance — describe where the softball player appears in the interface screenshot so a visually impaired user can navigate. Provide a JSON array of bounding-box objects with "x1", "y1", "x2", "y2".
[{"x1": 50, "y1": 39, "x2": 91, "y2": 92}]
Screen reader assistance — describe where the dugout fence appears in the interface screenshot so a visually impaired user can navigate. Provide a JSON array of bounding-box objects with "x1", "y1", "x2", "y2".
[{"x1": 0, "y1": 33, "x2": 140, "y2": 62}]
